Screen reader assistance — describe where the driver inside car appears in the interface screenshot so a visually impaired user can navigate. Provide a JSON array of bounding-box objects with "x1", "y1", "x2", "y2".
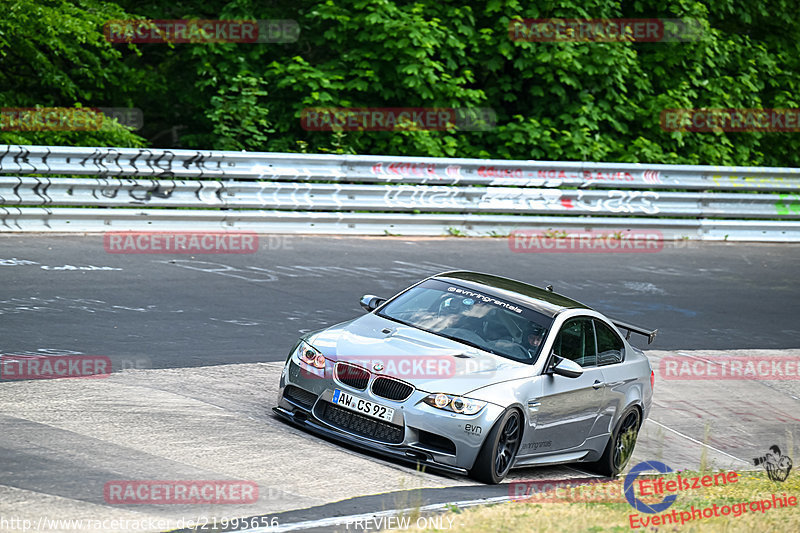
[
  {"x1": 437, "y1": 296, "x2": 468, "y2": 329},
  {"x1": 523, "y1": 325, "x2": 545, "y2": 354}
]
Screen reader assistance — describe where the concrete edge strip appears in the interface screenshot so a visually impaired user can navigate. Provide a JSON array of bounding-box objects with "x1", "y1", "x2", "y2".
[{"x1": 240, "y1": 495, "x2": 512, "y2": 533}]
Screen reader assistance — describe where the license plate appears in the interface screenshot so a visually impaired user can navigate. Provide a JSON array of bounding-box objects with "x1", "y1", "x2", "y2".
[{"x1": 332, "y1": 389, "x2": 394, "y2": 422}]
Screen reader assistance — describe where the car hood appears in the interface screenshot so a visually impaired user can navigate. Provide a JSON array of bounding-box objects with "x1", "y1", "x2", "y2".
[{"x1": 308, "y1": 312, "x2": 529, "y2": 396}]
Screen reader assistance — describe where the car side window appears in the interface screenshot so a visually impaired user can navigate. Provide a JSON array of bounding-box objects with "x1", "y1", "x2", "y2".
[
  {"x1": 552, "y1": 318, "x2": 597, "y2": 367},
  {"x1": 594, "y1": 320, "x2": 624, "y2": 365}
]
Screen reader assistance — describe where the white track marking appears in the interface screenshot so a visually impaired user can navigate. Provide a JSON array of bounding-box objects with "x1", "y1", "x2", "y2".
[{"x1": 646, "y1": 419, "x2": 750, "y2": 464}]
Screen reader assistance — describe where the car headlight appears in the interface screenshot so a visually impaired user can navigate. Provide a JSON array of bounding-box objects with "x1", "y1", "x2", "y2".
[
  {"x1": 423, "y1": 393, "x2": 487, "y2": 415},
  {"x1": 294, "y1": 340, "x2": 326, "y2": 369}
]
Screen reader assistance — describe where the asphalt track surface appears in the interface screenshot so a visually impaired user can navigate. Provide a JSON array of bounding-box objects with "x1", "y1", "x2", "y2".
[
  {"x1": 1, "y1": 235, "x2": 799, "y2": 533},
  {"x1": 1, "y1": 235, "x2": 799, "y2": 369}
]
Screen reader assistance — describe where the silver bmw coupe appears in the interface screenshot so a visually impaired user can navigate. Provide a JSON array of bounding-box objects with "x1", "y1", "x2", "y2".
[{"x1": 275, "y1": 271, "x2": 656, "y2": 483}]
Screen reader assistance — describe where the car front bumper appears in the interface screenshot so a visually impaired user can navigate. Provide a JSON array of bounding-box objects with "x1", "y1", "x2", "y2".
[{"x1": 275, "y1": 358, "x2": 506, "y2": 475}]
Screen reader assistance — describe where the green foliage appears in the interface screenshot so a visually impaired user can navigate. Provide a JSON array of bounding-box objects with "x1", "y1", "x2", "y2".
[
  {"x1": 3, "y1": 0, "x2": 800, "y2": 166},
  {"x1": 0, "y1": 0, "x2": 149, "y2": 147},
  {"x1": 187, "y1": 74, "x2": 274, "y2": 151}
]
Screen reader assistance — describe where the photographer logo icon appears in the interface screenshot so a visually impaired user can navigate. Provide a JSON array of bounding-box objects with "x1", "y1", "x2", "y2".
[{"x1": 754, "y1": 445, "x2": 793, "y2": 482}]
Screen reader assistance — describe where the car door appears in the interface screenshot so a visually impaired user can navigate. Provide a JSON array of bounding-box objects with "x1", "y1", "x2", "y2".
[
  {"x1": 528, "y1": 316, "x2": 607, "y2": 453},
  {"x1": 593, "y1": 318, "x2": 628, "y2": 435}
]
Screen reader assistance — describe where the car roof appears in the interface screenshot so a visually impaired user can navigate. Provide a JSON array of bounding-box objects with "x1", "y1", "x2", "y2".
[{"x1": 431, "y1": 270, "x2": 591, "y2": 318}]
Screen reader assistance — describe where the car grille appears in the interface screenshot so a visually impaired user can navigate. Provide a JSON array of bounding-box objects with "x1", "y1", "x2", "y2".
[
  {"x1": 335, "y1": 362, "x2": 370, "y2": 390},
  {"x1": 371, "y1": 376, "x2": 414, "y2": 402},
  {"x1": 319, "y1": 401, "x2": 404, "y2": 444},
  {"x1": 283, "y1": 385, "x2": 317, "y2": 409}
]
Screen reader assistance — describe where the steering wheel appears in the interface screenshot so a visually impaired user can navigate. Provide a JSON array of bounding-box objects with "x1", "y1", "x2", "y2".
[
  {"x1": 482, "y1": 308, "x2": 517, "y2": 341},
  {"x1": 437, "y1": 297, "x2": 462, "y2": 319}
]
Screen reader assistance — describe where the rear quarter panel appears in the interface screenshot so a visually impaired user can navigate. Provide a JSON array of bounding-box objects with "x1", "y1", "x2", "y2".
[{"x1": 596, "y1": 344, "x2": 652, "y2": 436}]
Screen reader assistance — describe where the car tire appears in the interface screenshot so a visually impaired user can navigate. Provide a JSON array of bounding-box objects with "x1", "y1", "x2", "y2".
[
  {"x1": 587, "y1": 407, "x2": 641, "y2": 478},
  {"x1": 469, "y1": 408, "x2": 522, "y2": 484}
]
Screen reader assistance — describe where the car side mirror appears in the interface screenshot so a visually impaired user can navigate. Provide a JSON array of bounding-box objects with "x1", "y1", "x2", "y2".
[
  {"x1": 360, "y1": 294, "x2": 386, "y2": 312},
  {"x1": 551, "y1": 356, "x2": 584, "y2": 378}
]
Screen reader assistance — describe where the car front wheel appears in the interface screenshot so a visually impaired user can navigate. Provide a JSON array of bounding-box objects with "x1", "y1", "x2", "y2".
[{"x1": 470, "y1": 408, "x2": 522, "y2": 484}]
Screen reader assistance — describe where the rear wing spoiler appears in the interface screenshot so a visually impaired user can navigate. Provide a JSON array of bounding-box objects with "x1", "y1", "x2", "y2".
[{"x1": 612, "y1": 319, "x2": 658, "y2": 344}]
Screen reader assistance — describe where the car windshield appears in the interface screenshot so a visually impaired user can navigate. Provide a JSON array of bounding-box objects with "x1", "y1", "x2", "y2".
[{"x1": 377, "y1": 279, "x2": 552, "y2": 364}]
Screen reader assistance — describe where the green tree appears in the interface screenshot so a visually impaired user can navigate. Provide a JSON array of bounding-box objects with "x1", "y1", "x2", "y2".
[
  {"x1": 4, "y1": 0, "x2": 800, "y2": 167},
  {"x1": 0, "y1": 0, "x2": 151, "y2": 147}
]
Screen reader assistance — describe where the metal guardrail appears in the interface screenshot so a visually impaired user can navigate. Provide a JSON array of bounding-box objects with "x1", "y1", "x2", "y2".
[
  {"x1": 1, "y1": 145, "x2": 800, "y2": 239},
  {"x1": 3, "y1": 208, "x2": 800, "y2": 240},
  {"x1": 3, "y1": 144, "x2": 800, "y2": 189},
  {"x1": 2, "y1": 177, "x2": 798, "y2": 218}
]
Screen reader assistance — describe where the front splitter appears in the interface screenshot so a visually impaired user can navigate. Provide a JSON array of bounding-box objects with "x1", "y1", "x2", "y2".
[{"x1": 272, "y1": 406, "x2": 469, "y2": 477}]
